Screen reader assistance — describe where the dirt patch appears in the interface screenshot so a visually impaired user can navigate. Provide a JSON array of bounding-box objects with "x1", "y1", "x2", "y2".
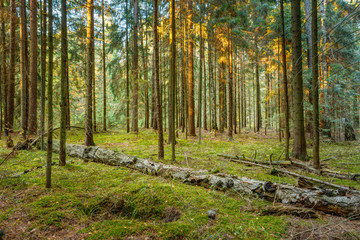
[
  {"x1": 286, "y1": 216, "x2": 360, "y2": 240},
  {"x1": 162, "y1": 206, "x2": 182, "y2": 223}
]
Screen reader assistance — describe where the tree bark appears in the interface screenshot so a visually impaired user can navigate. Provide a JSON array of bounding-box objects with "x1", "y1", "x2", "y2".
[
  {"x1": 8, "y1": 0, "x2": 16, "y2": 131},
  {"x1": 131, "y1": 0, "x2": 139, "y2": 133},
  {"x1": 85, "y1": 0, "x2": 95, "y2": 146},
  {"x1": 28, "y1": 0, "x2": 38, "y2": 134},
  {"x1": 153, "y1": 0, "x2": 164, "y2": 159},
  {"x1": 187, "y1": 0, "x2": 195, "y2": 136},
  {"x1": 228, "y1": 26, "x2": 233, "y2": 140},
  {"x1": 102, "y1": 0, "x2": 107, "y2": 131},
  {"x1": 60, "y1": 0, "x2": 67, "y2": 165},
  {"x1": 40, "y1": 0, "x2": 47, "y2": 150},
  {"x1": 20, "y1": 0, "x2": 29, "y2": 138},
  {"x1": 312, "y1": 0, "x2": 320, "y2": 169},
  {"x1": 169, "y1": 0, "x2": 176, "y2": 161},
  {"x1": 126, "y1": 0, "x2": 130, "y2": 133},
  {"x1": 281, "y1": 0, "x2": 290, "y2": 160},
  {"x1": 291, "y1": 0, "x2": 307, "y2": 160},
  {"x1": 46, "y1": 0, "x2": 54, "y2": 188}
]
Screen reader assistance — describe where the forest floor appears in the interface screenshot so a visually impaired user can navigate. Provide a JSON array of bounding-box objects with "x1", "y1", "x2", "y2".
[{"x1": 0, "y1": 128, "x2": 360, "y2": 239}]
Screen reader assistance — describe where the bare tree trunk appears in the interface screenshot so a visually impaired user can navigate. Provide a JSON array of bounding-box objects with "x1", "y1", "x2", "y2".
[
  {"x1": 0, "y1": 0, "x2": 6, "y2": 137},
  {"x1": 20, "y1": 0, "x2": 28, "y2": 138},
  {"x1": 28, "y1": 0, "x2": 38, "y2": 134},
  {"x1": 102, "y1": 0, "x2": 107, "y2": 131},
  {"x1": 312, "y1": 0, "x2": 320, "y2": 169},
  {"x1": 59, "y1": 0, "x2": 67, "y2": 165},
  {"x1": 8, "y1": 0, "x2": 16, "y2": 131},
  {"x1": 291, "y1": 0, "x2": 307, "y2": 160},
  {"x1": 131, "y1": 0, "x2": 139, "y2": 133},
  {"x1": 169, "y1": 0, "x2": 176, "y2": 161},
  {"x1": 281, "y1": 0, "x2": 290, "y2": 160},
  {"x1": 85, "y1": 0, "x2": 95, "y2": 146},
  {"x1": 255, "y1": 36, "x2": 261, "y2": 132},
  {"x1": 40, "y1": 0, "x2": 47, "y2": 150},
  {"x1": 46, "y1": 0, "x2": 54, "y2": 188},
  {"x1": 153, "y1": 0, "x2": 164, "y2": 159},
  {"x1": 228, "y1": 26, "x2": 233, "y2": 140},
  {"x1": 187, "y1": 0, "x2": 195, "y2": 136},
  {"x1": 126, "y1": 0, "x2": 130, "y2": 133}
]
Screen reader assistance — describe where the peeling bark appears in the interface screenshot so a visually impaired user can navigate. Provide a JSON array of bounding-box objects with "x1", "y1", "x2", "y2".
[{"x1": 49, "y1": 142, "x2": 360, "y2": 218}]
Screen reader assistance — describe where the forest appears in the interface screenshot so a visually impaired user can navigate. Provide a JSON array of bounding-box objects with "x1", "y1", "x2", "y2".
[{"x1": 0, "y1": 0, "x2": 360, "y2": 239}]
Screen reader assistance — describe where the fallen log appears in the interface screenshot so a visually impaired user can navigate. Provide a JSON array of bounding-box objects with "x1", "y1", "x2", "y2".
[
  {"x1": 49, "y1": 141, "x2": 360, "y2": 218},
  {"x1": 218, "y1": 154, "x2": 359, "y2": 181},
  {"x1": 218, "y1": 157, "x2": 360, "y2": 195}
]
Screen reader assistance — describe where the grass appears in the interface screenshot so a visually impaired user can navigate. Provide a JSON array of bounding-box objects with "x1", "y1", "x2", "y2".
[{"x1": 0, "y1": 127, "x2": 359, "y2": 239}]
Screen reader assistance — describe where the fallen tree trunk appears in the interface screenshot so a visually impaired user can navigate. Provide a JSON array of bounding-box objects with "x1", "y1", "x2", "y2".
[
  {"x1": 218, "y1": 154, "x2": 360, "y2": 181},
  {"x1": 50, "y1": 142, "x2": 360, "y2": 218},
  {"x1": 218, "y1": 157, "x2": 360, "y2": 195}
]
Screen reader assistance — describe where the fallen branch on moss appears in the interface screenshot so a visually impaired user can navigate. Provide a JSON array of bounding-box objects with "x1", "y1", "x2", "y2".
[
  {"x1": 46, "y1": 141, "x2": 360, "y2": 218},
  {"x1": 218, "y1": 154, "x2": 360, "y2": 181}
]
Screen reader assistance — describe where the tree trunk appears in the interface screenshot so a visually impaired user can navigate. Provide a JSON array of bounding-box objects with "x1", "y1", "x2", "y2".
[
  {"x1": 40, "y1": 0, "x2": 47, "y2": 150},
  {"x1": 8, "y1": 0, "x2": 16, "y2": 131},
  {"x1": 102, "y1": 0, "x2": 107, "y2": 131},
  {"x1": 187, "y1": 0, "x2": 195, "y2": 136},
  {"x1": 153, "y1": 0, "x2": 164, "y2": 159},
  {"x1": 46, "y1": 0, "x2": 54, "y2": 188},
  {"x1": 60, "y1": 0, "x2": 67, "y2": 165},
  {"x1": 126, "y1": 0, "x2": 130, "y2": 133},
  {"x1": 291, "y1": 0, "x2": 307, "y2": 160},
  {"x1": 28, "y1": 0, "x2": 38, "y2": 134},
  {"x1": 85, "y1": 0, "x2": 95, "y2": 146},
  {"x1": 20, "y1": 0, "x2": 29, "y2": 138},
  {"x1": 255, "y1": 36, "x2": 261, "y2": 132},
  {"x1": 131, "y1": 0, "x2": 139, "y2": 133},
  {"x1": 312, "y1": 0, "x2": 320, "y2": 169},
  {"x1": 228, "y1": 26, "x2": 233, "y2": 140},
  {"x1": 0, "y1": 0, "x2": 6, "y2": 137},
  {"x1": 281, "y1": 0, "x2": 290, "y2": 160},
  {"x1": 169, "y1": 0, "x2": 176, "y2": 161}
]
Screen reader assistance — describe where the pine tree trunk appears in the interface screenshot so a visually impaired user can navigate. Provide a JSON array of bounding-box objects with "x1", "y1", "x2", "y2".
[
  {"x1": 153, "y1": 0, "x2": 164, "y2": 159},
  {"x1": 8, "y1": 0, "x2": 16, "y2": 131},
  {"x1": 85, "y1": 0, "x2": 95, "y2": 146},
  {"x1": 0, "y1": 0, "x2": 6, "y2": 137},
  {"x1": 28, "y1": 0, "x2": 38, "y2": 134},
  {"x1": 169, "y1": 0, "x2": 176, "y2": 161},
  {"x1": 312, "y1": 0, "x2": 320, "y2": 169},
  {"x1": 20, "y1": 0, "x2": 28, "y2": 138},
  {"x1": 102, "y1": 0, "x2": 107, "y2": 131},
  {"x1": 187, "y1": 0, "x2": 195, "y2": 136},
  {"x1": 40, "y1": 0, "x2": 47, "y2": 150},
  {"x1": 228, "y1": 27, "x2": 233, "y2": 140},
  {"x1": 291, "y1": 0, "x2": 307, "y2": 160},
  {"x1": 281, "y1": 0, "x2": 290, "y2": 160},
  {"x1": 131, "y1": 0, "x2": 139, "y2": 133},
  {"x1": 60, "y1": 0, "x2": 67, "y2": 165},
  {"x1": 126, "y1": 0, "x2": 130, "y2": 133},
  {"x1": 255, "y1": 36, "x2": 261, "y2": 132},
  {"x1": 46, "y1": 0, "x2": 54, "y2": 188}
]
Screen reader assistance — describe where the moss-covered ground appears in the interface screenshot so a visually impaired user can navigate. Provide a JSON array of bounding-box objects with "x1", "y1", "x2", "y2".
[{"x1": 0, "y1": 128, "x2": 359, "y2": 239}]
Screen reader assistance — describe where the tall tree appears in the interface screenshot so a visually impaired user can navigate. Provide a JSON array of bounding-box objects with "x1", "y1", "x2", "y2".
[
  {"x1": 59, "y1": 0, "x2": 67, "y2": 165},
  {"x1": 0, "y1": 0, "x2": 6, "y2": 137},
  {"x1": 102, "y1": 0, "x2": 107, "y2": 131},
  {"x1": 255, "y1": 35, "x2": 261, "y2": 132},
  {"x1": 153, "y1": 0, "x2": 164, "y2": 159},
  {"x1": 85, "y1": 0, "x2": 95, "y2": 146},
  {"x1": 281, "y1": 0, "x2": 290, "y2": 160},
  {"x1": 312, "y1": 0, "x2": 320, "y2": 169},
  {"x1": 20, "y1": 0, "x2": 28, "y2": 138},
  {"x1": 8, "y1": 0, "x2": 15, "y2": 131},
  {"x1": 131, "y1": 0, "x2": 139, "y2": 132},
  {"x1": 228, "y1": 26, "x2": 233, "y2": 140},
  {"x1": 125, "y1": 0, "x2": 130, "y2": 132},
  {"x1": 291, "y1": 0, "x2": 307, "y2": 160},
  {"x1": 169, "y1": 0, "x2": 176, "y2": 161},
  {"x1": 46, "y1": 0, "x2": 54, "y2": 188},
  {"x1": 187, "y1": 0, "x2": 195, "y2": 136},
  {"x1": 40, "y1": 0, "x2": 47, "y2": 150},
  {"x1": 28, "y1": 0, "x2": 38, "y2": 134}
]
